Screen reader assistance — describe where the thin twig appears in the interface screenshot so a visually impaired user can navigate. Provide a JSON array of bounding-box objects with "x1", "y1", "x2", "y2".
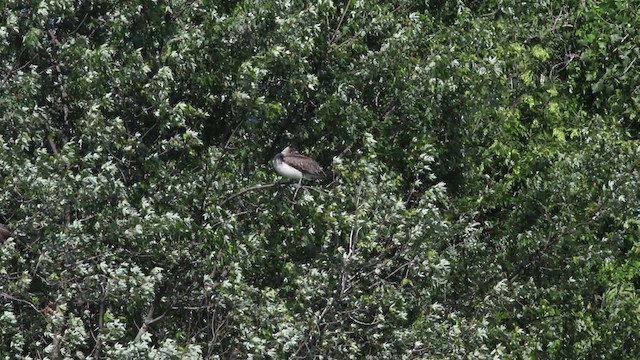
[
  {"x1": 348, "y1": 314, "x2": 378, "y2": 326},
  {"x1": 218, "y1": 182, "x2": 285, "y2": 207},
  {"x1": 623, "y1": 57, "x2": 637, "y2": 75},
  {"x1": 328, "y1": 0, "x2": 352, "y2": 46},
  {"x1": 0, "y1": 292, "x2": 41, "y2": 313}
]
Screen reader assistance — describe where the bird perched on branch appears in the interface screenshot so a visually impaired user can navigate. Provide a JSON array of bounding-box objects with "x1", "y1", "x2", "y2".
[{"x1": 272, "y1": 146, "x2": 326, "y2": 188}]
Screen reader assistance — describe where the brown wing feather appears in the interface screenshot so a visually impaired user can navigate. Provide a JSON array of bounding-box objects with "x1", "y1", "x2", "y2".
[{"x1": 282, "y1": 154, "x2": 325, "y2": 179}]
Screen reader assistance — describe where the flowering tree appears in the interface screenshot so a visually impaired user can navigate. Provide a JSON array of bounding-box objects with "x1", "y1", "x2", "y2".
[{"x1": 1, "y1": 0, "x2": 639, "y2": 358}]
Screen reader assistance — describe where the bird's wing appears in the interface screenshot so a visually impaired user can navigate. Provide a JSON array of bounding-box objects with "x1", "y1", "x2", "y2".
[{"x1": 283, "y1": 154, "x2": 325, "y2": 178}]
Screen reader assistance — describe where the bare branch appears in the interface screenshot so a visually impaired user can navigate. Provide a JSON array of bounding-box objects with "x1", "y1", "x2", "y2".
[
  {"x1": 218, "y1": 182, "x2": 285, "y2": 207},
  {"x1": 328, "y1": 0, "x2": 352, "y2": 46},
  {"x1": 134, "y1": 304, "x2": 166, "y2": 342},
  {"x1": 0, "y1": 292, "x2": 41, "y2": 313}
]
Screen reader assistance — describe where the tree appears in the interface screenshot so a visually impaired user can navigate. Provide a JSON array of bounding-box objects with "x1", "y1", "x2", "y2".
[{"x1": 1, "y1": 0, "x2": 639, "y2": 358}]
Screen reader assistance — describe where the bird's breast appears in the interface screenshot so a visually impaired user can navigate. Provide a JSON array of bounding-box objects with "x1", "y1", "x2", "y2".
[{"x1": 273, "y1": 158, "x2": 303, "y2": 179}]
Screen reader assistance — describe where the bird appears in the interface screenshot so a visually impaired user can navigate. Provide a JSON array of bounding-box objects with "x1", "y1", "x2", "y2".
[
  {"x1": 0, "y1": 223, "x2": 10, "y2": 243},
  {"x1": 272, "y1": 146, "x2": 326, "y2": 189}
]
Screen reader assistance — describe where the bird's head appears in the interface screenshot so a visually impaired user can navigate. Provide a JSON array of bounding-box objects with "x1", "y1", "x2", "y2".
[{"x1": 281, "y1": 146, "x2": 300, "y2": 155}]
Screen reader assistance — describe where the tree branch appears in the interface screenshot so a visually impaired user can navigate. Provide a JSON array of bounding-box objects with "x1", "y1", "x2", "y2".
[
  {"x1": 218, "y1": 182, "x2": 285, "y2": 207},
  {"x1": 134, "y1": 303, "x2": 166, "y2": 342}
]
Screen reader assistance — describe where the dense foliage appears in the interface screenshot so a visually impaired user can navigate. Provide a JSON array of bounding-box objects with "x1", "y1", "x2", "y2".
[{"x1": 1, "y1": 0, "x2": 639, "y2": 358}]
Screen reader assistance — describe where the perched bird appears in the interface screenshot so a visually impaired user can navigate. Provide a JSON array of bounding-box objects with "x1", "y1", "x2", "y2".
[
  {"x1": 272, "y1": 146, "x2": 326, "y2": 188},
  {"x1": 0, "y1": 223, "x2": 10, "y2": 243}
]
